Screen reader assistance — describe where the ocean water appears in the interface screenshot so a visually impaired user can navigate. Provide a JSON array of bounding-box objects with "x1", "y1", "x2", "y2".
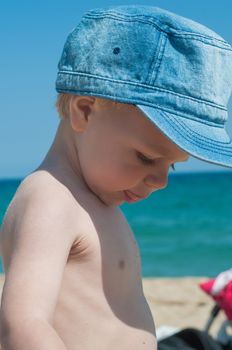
[{"x1": 0, "y1": 172, "x2": 231, "y2": 277}]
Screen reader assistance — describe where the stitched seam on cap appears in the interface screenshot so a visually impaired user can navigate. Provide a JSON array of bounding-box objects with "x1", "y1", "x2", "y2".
[
  {"x1": 84, "y1": 13, "x2": 232, "y2": 50},
  {"x1": 86, "y1": 11, "x2": 228, "y2": 45},
  {"x1": 162, "y1": 111, "x2": 232, "y2": 149},
  {"x1": 162, "y1": 114, "x2": 232, "y2": 155},
  {"x1": 165, "y1": 111, "x2": 231, "y2": 145},
  {"x1": 57, "y1": 71, "x2": 227, "y2": 111},
  {"x1": 148, "y1": 33, "x2": 167, "y2": 85},
  {"x1": 56, "y1": 83, "x2": 225, "y2": 126},
  {"x1": 154, "y1": 105, "x2": 224, "y2": 127},
  {"x1": 146, "y1": 30, "x2": 162, "y2": 83},
  {"x1": 144, "y1": 103, "x2": 224, "y2": 127}
]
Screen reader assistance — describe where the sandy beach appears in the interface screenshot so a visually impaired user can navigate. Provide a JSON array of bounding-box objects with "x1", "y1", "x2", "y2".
[
  {"x1": 142, "y1": 277, "x2": 226, "y2": 338},
  {"x1": 0, "y1": 275, "x2": 226, "y2": 338}
]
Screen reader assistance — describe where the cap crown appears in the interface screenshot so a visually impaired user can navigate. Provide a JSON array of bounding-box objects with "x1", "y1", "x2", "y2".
[{"x1": 56, "y1": 5, "x2": 232, "y2": 126}]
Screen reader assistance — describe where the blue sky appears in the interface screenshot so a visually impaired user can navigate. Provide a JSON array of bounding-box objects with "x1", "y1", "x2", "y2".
[{"x1": 1, "y1": 0, "x2": 232, "y2": 178}]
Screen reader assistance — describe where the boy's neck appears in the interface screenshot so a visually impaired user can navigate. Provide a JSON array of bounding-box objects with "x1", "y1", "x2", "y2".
[{"x1": 34, "y1": 119, "x2": 89, "y2": 193}]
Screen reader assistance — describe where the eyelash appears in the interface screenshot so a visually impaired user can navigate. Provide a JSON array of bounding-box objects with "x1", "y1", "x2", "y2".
[
  {"x1": 171, "y1": 164, "x2": 176, "y2": 171},
  {"x1": 137, "y1": 152, "x2": 176, "y2": 171},
  {"x1": 137, "y1": 152, "x2": 155, "y2": 165}
]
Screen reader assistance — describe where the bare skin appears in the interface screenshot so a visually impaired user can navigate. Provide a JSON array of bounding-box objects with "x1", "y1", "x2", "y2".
[{"x1": 0, "y1": 96, "x2": 189, "y2": 349}]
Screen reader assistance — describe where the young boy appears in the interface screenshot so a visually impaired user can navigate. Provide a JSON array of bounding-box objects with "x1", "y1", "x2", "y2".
[{"x1": 0, "y1": 5, "x2": 232, "y2": 350}]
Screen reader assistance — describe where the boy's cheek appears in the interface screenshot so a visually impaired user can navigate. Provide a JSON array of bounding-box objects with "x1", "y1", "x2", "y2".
[{"x1": 81, "y1": 160, "x2": 136, "y2": 193}]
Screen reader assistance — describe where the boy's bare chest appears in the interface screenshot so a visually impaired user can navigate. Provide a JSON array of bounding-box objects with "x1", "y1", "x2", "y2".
[
  {"x1": 54, "y1": 206, "x2": 156, "y2": 349},
  {"x1": 67, "y1": 206, "x2": 142, "y2": 288}
]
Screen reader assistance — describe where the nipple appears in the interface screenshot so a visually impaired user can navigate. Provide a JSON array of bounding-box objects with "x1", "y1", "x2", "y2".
[{"x1": 118, "y1": 259, "x2": 125, "y2": 270}]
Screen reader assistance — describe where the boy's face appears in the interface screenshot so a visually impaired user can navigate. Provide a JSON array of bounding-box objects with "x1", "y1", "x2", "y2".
[{"x1": 72, "y1": 98, "x2": 189, "y2": 206}]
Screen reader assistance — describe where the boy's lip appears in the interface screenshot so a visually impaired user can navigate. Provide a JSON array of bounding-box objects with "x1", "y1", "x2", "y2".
[{"x1": 124, "y1": 190, "x2": 145, "y2": 202}]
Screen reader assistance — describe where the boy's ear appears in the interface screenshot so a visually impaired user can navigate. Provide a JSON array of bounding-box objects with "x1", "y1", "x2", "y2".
[{"x1": 69, "y1": 96, "x2": 95, "y2": 132}]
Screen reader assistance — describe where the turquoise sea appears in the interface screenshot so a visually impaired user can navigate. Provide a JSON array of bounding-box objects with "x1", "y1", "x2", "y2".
[{"x1": 0, "y1": 172, "x2": 231, "y2": 277}]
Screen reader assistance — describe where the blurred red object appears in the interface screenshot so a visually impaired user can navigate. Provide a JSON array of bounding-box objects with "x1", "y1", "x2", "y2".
[{"x1": 199, "y1": 268, "x2": 232, "y2": 321}]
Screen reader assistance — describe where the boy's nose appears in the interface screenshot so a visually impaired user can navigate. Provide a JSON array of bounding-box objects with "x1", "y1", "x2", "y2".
[{"x1": 144, "y1": 172, "x2": 168, "y2": 191}]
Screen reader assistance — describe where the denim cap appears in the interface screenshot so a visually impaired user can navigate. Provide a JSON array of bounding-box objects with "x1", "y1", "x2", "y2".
[{"x1": 55, "y1": 5, "x2": 232, "y2": 168}]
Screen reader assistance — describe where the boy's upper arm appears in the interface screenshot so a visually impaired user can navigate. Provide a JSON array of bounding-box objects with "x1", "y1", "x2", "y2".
[{"x1": 0, "y1": 185, "x2": 81, "y2": 326}]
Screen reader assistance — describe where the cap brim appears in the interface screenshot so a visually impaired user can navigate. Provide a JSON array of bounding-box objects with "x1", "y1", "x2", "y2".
[{"x1": 136, "y1": 104, "x2": 232, "y2": 168}]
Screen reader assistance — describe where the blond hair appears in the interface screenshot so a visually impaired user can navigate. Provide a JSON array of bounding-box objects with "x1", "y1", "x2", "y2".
[{"x1": 55, "y1": 93, "x2": 122, "y2": 119}]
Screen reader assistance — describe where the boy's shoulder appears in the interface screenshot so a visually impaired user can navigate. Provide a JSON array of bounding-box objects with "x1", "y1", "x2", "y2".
[
  {"x1": 1, "y1": 170, "x2": 86, "y2": 241},
  {"x1": 14, "y1": 170, "x2": 81, "y2": 208},
  {"x1": 19, "y1": 170, "x2": 73, "y2": 199}
]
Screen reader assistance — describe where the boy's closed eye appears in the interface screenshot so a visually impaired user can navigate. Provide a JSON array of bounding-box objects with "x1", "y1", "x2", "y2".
[{"x1": 136, "y1": 151, "x2": 176, "y2": 171}]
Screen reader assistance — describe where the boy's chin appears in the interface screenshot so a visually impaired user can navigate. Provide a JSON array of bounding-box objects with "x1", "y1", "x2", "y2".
[
  {"x1": 101, "y1": 195, "x2": 124, "y2": 207},
  {"x1": 95, "y1": 191, "x2": 126, "y2": 207}
]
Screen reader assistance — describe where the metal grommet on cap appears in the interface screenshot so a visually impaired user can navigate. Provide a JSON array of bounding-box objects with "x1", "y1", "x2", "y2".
[{"x1": 113, "y1": 47, "x2": 120, "y2": 54}]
